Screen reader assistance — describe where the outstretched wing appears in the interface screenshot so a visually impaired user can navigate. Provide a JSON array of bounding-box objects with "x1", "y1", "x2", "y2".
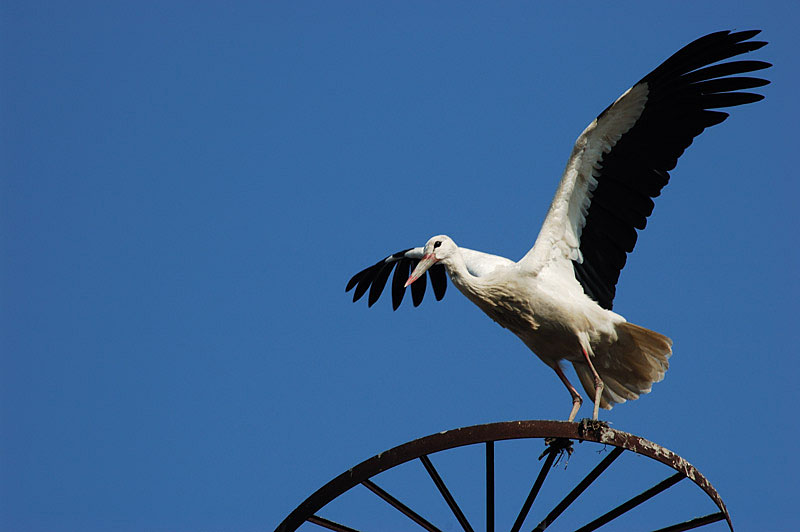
[
  {"x1": 520, "y1": 30, "x2": 770, "y2": 310},
  {"x1": 346, "y1": 248, "x2": 447, "y2": 310}
]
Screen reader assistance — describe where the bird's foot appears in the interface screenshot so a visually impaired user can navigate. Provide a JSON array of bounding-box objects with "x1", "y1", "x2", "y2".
[
  {"x1": 577, "y1": 418, "x2": 610, "y2": 439},
  {"x1": 539, "y1": 437, "x2": 573, "y2": 466}
]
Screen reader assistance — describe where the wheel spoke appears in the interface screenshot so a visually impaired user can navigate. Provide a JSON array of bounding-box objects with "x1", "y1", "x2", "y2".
[
  {"x1": 361, "y1": 479, "x2": 442, "y2": 532},
  {"x1": 650, "y1": 512, "x2": 727, "y2": 532},
  {"x1": 486, "y1": 441, "x2": 494, "y2": 532},
  {"x1": 306, "y1": 515, "x2": 362, "y2": 532},
  {"x1": 419, "y1": 455, "x2": 474, "y2": 532},
  {"x1": 509, "y1": 441, "x2": 561, "y2": 532},
  {"x1": 575, "y1": 472, "x2": 685, "y2": 532},
  {"x1": 533, "y1": 446, "x2": 624, "y2": 531}
]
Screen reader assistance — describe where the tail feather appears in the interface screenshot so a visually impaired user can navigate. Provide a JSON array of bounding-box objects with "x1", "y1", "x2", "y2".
[{"x1": 573, "y1": 322, "x2": 672, "y2": 410}]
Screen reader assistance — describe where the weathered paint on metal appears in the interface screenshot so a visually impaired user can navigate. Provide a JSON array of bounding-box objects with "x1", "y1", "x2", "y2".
[{"x1": 275, "y1": 420, "x2": 732, "y2": 532}]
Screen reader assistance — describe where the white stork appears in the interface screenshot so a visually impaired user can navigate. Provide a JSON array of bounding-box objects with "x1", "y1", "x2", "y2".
[{"x1": 346, "y1": 30, "x2": 770, "y2": 421}]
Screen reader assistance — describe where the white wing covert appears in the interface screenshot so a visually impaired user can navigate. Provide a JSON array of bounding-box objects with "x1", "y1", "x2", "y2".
[{"x1": 519, "y1": 30, "x2": 770, "y2": 310}]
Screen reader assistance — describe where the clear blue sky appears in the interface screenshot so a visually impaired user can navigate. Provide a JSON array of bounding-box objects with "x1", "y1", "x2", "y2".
[{"x1": 2, "y1": 2, "x2": 798, "y2": 531}]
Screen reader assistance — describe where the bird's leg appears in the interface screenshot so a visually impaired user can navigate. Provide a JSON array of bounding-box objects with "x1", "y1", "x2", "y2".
[
  {"x1": 553, "y1": 364, "x2": 582, "y2": 422},
  {"x1": 581, "y1": 347, "x2": 604, "y2": 421}
]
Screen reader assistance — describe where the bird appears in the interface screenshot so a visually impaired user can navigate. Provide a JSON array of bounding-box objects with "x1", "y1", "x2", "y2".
[{"x1": 345, "y1": 30, "x2": 770, "y2": 422}]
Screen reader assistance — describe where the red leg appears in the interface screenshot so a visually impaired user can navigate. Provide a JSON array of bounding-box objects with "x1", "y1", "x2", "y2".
[
  {"x1": 581, "y1": 348, "x2": 605, "y2": 420},
  {"x1": 553, "y1": 364, "x2": 582, "y2": 422}
]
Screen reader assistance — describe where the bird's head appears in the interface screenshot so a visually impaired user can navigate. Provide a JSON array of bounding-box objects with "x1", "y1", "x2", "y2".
[{"x1": 405, "y1": 235, "x2": 456, "y2": 287}]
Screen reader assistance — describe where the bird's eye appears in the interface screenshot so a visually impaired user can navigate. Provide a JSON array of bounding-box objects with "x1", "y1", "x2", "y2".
[{"x1": 433, "y1": 241, "x2": 442, "y2": 248}]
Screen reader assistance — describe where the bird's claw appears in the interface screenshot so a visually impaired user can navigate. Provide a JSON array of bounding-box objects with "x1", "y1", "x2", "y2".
[{"x1": 577, "y1": 418, "x2": 610, "y2": 438}]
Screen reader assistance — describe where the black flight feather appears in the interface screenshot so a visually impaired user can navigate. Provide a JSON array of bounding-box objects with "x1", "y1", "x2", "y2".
[
  {"x1": 573, "y1": 30, "x2": 770, "y2": 310},
  {"x1": 347, "y1": 249, "x2": 448, "y2": 309}
]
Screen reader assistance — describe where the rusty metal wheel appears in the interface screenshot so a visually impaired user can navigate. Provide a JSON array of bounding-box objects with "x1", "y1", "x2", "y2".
[{"x1": 277, "y1": 420, "x2": 732, "y2": 532}]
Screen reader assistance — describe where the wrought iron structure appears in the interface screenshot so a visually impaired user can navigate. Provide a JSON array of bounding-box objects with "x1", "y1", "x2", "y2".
[{"x1": 276, "y1": 420, "x2": 732, "y2": 532}]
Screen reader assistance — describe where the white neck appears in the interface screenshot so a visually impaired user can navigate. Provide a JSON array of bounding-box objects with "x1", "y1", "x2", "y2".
[{"x1": 442, "y1": 248, "x2": 480, "y2": 297}]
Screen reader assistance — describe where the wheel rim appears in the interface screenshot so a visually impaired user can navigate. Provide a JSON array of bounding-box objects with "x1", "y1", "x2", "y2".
[{"x1": 277, "y1": 420, "x2": 733, "y2": 532}]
